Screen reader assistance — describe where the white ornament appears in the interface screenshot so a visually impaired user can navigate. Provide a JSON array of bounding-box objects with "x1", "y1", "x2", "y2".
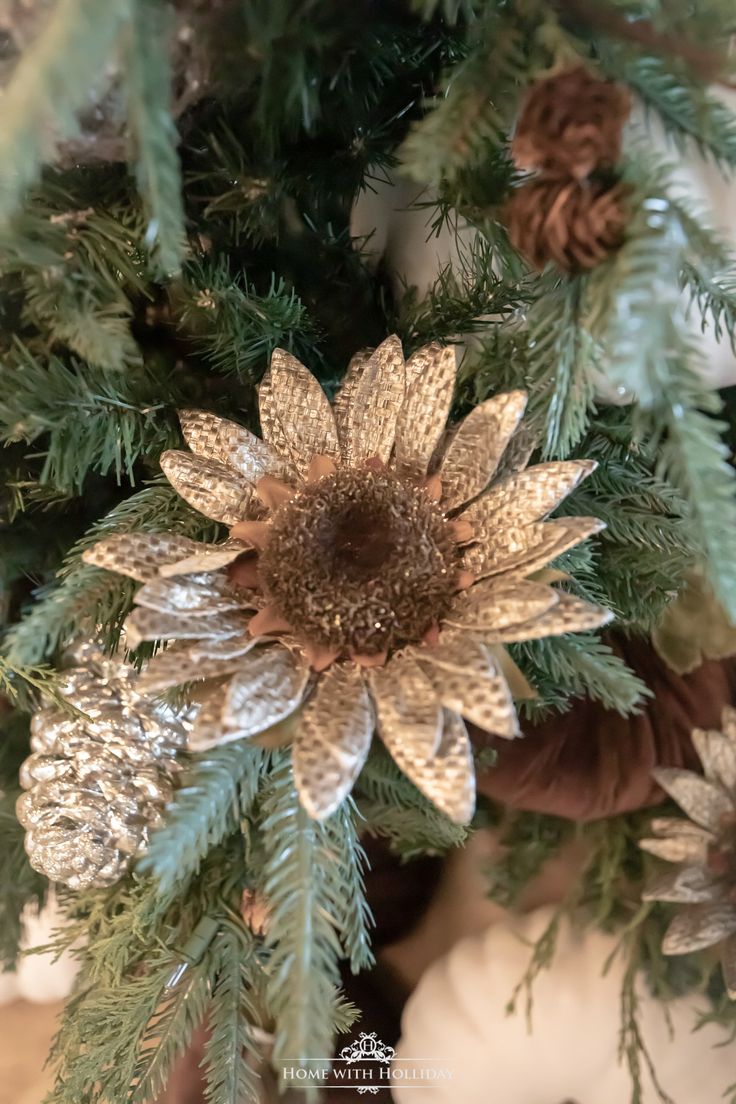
[{"x1": 393, "y1": 906, "x2": 734, "y2": 1104}]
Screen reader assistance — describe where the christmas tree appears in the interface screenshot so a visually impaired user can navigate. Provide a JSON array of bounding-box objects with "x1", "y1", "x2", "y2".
[{"x1": 2, "y1": 1, "x2": 736, "y2": 1101}]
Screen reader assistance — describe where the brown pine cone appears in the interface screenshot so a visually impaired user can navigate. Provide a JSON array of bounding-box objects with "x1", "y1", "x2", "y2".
[
  {"x1": 505, "y1": 175, "x2": 627, "y2": 272},
  {"x1": 512, "y1": 66, "x2": 632, "y2": 179}
]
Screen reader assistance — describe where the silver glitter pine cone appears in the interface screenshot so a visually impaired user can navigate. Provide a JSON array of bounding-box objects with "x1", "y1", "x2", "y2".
[{"x1": 16, "y1": 644, "x2": 186, "y2": 890}]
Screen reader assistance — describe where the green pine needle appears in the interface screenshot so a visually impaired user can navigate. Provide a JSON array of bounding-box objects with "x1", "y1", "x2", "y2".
[{"x1": 124, "y1": 0, "x2": 186, "y2": 277}]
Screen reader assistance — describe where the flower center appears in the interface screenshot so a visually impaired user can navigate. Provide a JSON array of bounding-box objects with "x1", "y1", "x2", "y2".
[{"x1": 259, "y1": 467, "x2": 459, "y2": 656}]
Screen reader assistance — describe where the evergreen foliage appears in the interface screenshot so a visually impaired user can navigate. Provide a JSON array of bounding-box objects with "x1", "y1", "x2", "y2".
[{"x1": 0, "y1": 1, "x2": 734, "y2": 1099}]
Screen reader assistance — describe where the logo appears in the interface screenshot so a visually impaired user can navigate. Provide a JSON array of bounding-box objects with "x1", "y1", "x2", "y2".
[
  {"x1": 338, "y1": 1033, "x2": 395, "y2": 1094},
  {"x1": 281, "y1": 1031, "x2": 453, "y2": 1093}
]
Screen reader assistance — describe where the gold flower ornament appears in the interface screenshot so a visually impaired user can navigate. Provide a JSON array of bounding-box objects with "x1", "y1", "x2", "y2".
[{"x1": 86, "y1": 337, "x2": 610, "y2": 823}]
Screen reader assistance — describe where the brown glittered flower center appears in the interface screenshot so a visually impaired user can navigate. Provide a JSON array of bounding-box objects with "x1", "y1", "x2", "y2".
[{"x1": 259, "y1": 467, "x2": 459, "y2": 656}]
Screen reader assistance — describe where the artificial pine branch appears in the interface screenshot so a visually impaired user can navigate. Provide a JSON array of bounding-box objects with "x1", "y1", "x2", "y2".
[
  {"x1": 204, "y1": 925, "x2": 264, "y2": 1104},
  {"x1": 0, "y1": 0, "x2": 127, "y2": 223},
  {"x1": 138, "y1": 745, "x2": 269, "y2": 900},
  {"x1": 124, "y1": 0, "x2": 187, "y2": 277},
  {"x1": 261, "y1": 754, "x2": 350, "y2": 1094}
]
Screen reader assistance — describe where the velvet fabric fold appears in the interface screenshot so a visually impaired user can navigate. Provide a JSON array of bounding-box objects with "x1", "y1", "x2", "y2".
[{"x1": 474, "y1": 638, "x2": 736, "y2": 821}]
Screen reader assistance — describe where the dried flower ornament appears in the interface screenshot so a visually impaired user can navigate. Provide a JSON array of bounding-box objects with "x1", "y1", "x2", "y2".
[
  {"x1": 641, "y1": 707, "x2": 736, "y2": 997},
  {"x1": 85, "y1": 337, "x2": 611, "y2": 824}
]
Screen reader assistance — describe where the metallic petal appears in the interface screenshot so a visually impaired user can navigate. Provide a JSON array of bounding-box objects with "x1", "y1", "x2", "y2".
[
  {"x1": 462, "y1": 460, "x2": 597, "y2": 532},
  {"x1": 158, "y1": 539, "x2": 251, "y2": 578},
  {"x1": 445, "y1": 580, "x2": 559, "y2": 632},
  {"x1": 464, "y1": 517, "x2": 605, "y2": 582},
  {"x1": 220, "y1": 646, "x2": 310, "y2": 741},
  {"x1": 268, "y1": 348, "x2": 340, "y2": 475},
  {"x1": 643, "y1": 865, "x2": 723, "y2": 904},
  {"x1": 124, "y1": 607, "x2": 250, "y2": 648},
  {"x1": 83, "y1": 532, "x2": 204, "y2": 582},
  {"x1": 721, "y1": 933, "x2": 736, "y2": 998},
  {"x1": 293, "y1": 665, "x2": 373, "y2": 820},
  {"x1": 136, "y1": 646, "x2": 251, "y2": 694},
  {"x1": 408, "y1": 631, "x2": 493, "y2": 677},
  {"x1": 340, "y1": 335, "x2": 406, "y2": 465},
  {"x1": 421, "y1": 654, "x2": 519, "y2": 738},
  {"x1": 188, "y1": 635, "x2": 259, "y2": 661},
  {"x1": 135, "y1": 575, "x2": 249, "y2": 616},
  {"x1": 179, "y1": 409, "x2": 284, "y2": 482},
  {"x1": 652, "y1": 767, "x2": 733, "y2": 832},
  {"x1": 440, "y1": 391, "x2": 528, "y2": 510},
  {"x1": 640, "y1": 834, "x2": 711, "y2": 865},
  {"x1": 692, "y1": 725, "x2": 736, "y2": 793},
  {"x1": 160, "y1": 450, "x2": 256, "y2": 525},
  {"x1": 383, "y1": 707, "x2": 475, "y2": 825},
  {"x1": 189, "y1": 689, "x2": 230, "y2": 749},
  {"x1": 649, "y1": 816, "x2": 716, "y2": 839},
  {"x1": 662, "y1": 904, "x2": 736, "y2": 955},
  {"x1": 481, "y1": 594, "x2": 613, "y2": 644},
  {"x1": 394, "y1": 344, "x2": 456, "y2": 479},
  {"x1": 333, "y1": 347, "x2": 373, "y2": 444},
  {"x1": 258, "y1": 367, "x2": 295, "y2": 471},
  {"x1": 368, "y1": 658, "x2": 443, "y2": 759}
]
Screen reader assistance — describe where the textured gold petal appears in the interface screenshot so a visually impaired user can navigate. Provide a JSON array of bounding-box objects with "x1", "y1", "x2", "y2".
[
  {"x1": 135, "y1": 575, "x2": 249, "y2": 617},
  {"x1": 137, "y1": 646, "x2": 251, "y2": 694},
  {"x1": 481, "y1": 593, "x2": 613, "y2": 644},
  {"x1": 368, "y1": 658, "x2": 443, "y2": 760},
  {"x1": 383, "y1": 708, "x2": 475, "y2": 825},
  {"x1": 662, "y1": 904, "x2": 736, "y2": 955},
  {"x1": 160, "y1": 451, "x2": 256, "y2": 525},
  {"x1": 293, "y1": 664, "x2": 373, "y2": 820},
  {"x1": 652, "y1": 767, "x2": 733, "y2": 832},
  {"x1": 721, "y1": 933, "x2": 736, "y2": 998},
  {"x1": 332, "y1": 347, "x2": 373, "y2": 443},
  {"x1": 445, "y1": 580, "x2": 559, "y2": 632},
  {"x1": 440, "y1": 391, "x2": 528, "y2": 510},
  {"x1": 464, "y1": 517, "x2": 605, "y2": 581},
  {"x1": 188, "y1": 635, "x2": 260, "y2": 661},
  {"x1": 408, "y1": 631, "x2": 492, "y2": 676},
  {"x1": 420, "y1": 653, "x2": 519, "y2": 738},
  {"x1": 394, "y1": 344, "x2": 456, "y2": 479},
  {"x1": 258, "y1": 367, "x2": 294, "y2": 470},
  {"x1": 124, "y1": 607, "x2": 249, "y2": 649},
  {"x1": 639, "y1": 833, "x2": 711, "y2": 866},
  {"x1": 83, "y1": 532, "x2": 204, "y2": 582},
  {"x1": 268, "y1": 348, "x2": 340, "y2": 476},
  {"x1": 221, "y1": 645, "x2": 310, "y2": 739},
  {"x1": 643, "y1": 865, "x2": 723, "y2": 904},
  {"x1": 158, "y1": 539, "x2": 251, "y2": 578},
  {"x1": 339, "y1": 335, "x2": 406, "y2": 465},
  {"x1": 189, "y1": 689, "x2": 230, "y2": 750},
  {"x1": 462, "y1": 460, "x2": 597, "y2": 532},
  {"x1": 178, "y1": 409, "x2": 284, "y2": 481},
  {"x1": 692, "y1": 725, "x2": 736, "y2": 793}
]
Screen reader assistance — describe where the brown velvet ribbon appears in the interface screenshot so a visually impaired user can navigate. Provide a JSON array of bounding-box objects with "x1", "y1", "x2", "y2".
[{"x1": 475, "y1": 637, "x2": 736, "y2": 821}]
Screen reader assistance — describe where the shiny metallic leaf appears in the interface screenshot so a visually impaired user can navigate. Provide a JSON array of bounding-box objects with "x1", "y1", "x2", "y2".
[
  {"x1": 340, "y1": 335, "x2": 405, "y2": 465},
  {"x1": 440, "y1": 391, "x2": 527, "y2": 510},
  {"x1": 220, "y1": 645, "x2": 310, "y2": 741},
  {"x1": 267, "y1": 348, "x2": 340, "y2": 476},
  {"x1": 662, "y1": 904, "x2": 736, "y2": 954},
  {"x1": 178, "y1": 409, "x2": 284, "y2": 481},
  {"x1": 160, "y1": 450, "x2": 256, "y2": 525},
  {"x1": 652, "y1": 767, "x2": 733, "y2": 832},
  {"x1": 293, "y1": 664, "x2": 373, "y2": 820},
  {"x1": 394, "y1": 344, "x2": 456, "y2": 480},
  {"x1": 83, "y1": 532, "x2": 204, "y2": 582},
  {"x1": 444, "y1": 580, "x2": 558, "y2": 632},
  {"x1": 462, "y1": 460, "x2": 596, "y2": 532},
  {"x1": 368, "y1": 658, "x2": 443, "y2": 760}
]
